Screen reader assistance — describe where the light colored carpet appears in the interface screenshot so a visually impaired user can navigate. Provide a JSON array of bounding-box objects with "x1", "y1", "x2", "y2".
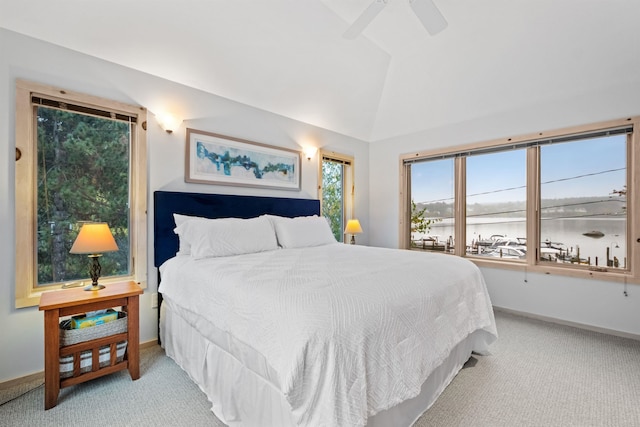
[
  {"x1": 0, "y1": 345, "x2": 223, "y2": 426},
  {"x1": 1, "y1": 311, "x2": 639, "y2": 426},
  {"x1": 415, "y1": 311, "x2": 640, "y2": 427}
]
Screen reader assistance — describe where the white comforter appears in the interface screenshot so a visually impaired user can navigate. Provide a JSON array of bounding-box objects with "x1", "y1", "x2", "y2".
[{"x1": 159, "y1": 244, "x2": 497, "y2": 427}]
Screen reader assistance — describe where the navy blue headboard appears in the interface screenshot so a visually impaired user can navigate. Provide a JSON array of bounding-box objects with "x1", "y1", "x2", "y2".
[{"x1": 153, "y1": 191, "x2": 321, "y2": 267}]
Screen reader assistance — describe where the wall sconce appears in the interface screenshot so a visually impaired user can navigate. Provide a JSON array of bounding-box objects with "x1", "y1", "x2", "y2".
[
  {"x1": 303, "y1": 146, "x2": 318, "y2": 161},
  {"x1": 156, "y1": 112, "x2": 181, "y2": 133},
  {"x1": 344, "y1": 219, "x2": 363, "y2": 245}
]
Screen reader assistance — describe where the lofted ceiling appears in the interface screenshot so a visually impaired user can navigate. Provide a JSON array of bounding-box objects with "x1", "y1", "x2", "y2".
[{"x1": 2, "y1": 0, "x2": 639, "y2": 142}]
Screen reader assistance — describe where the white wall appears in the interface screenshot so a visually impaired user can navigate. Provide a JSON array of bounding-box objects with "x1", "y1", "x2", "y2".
[
  {"x1": 369, "y1": 81, "x2": 640, "y2": 337},
  {"x1": 0, "y1": 29, "x2": 369, "y2": 383}
]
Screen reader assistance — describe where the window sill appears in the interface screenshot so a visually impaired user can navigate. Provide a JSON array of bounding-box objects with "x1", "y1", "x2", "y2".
[{"x1": 469, "y1": 257, "x2": 637, "y2": 284}]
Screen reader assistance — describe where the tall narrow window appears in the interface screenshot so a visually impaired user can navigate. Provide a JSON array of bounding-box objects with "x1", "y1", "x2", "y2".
[
  {"x1": 36, "y1": 104, "x2": 131, "y2": 285},
  {"x1": 409, "y1": 158, "x2": 455, "y2": 253},
  {"x1": 467, "y1": 149, "x2": 527, "y2": 261},
  {"x1": 15, "y1": 80, "x2": 147, "y2": 307},
  {"x1": 539, "y1": 134, "x2": 627, "y2": 269},
  {"x1": 320, "y1": 152, "x2": 354, "y2": 242}
]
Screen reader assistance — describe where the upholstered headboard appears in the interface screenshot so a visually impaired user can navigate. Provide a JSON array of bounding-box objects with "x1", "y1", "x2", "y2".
[{"x1": 153, "y1": 191, "x2": 321, "y2": 268}]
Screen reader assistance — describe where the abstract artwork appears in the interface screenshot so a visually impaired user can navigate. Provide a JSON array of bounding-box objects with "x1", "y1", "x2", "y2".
[{"x1": 185, "y1": 129, "x2": 301, "y2": 190}]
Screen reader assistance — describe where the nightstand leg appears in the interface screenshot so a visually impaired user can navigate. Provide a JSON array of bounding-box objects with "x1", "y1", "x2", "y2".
[
  {"x1": 44, "y1": 309, "x2": 60, "y2": 409},
  {"x1": 126, "y1": 295, "x2": 140, "y2": 380}
]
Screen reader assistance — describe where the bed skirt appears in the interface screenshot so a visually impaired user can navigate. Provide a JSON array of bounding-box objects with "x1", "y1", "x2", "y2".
[{"x1": 160, "y1": 299, "x2": 494, "y2": 427}]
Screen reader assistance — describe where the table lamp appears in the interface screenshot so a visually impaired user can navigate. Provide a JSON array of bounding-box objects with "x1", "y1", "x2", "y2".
[
  {"x1": 344, "y1": 219, "x2": 363, "y2": 245},
  {"x1": 69, "y1": 222, "x2": 119, "y2": 291}
]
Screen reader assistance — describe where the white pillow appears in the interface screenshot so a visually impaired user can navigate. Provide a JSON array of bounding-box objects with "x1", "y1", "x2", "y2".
[
  {"x1": 174, "y1": 215, "x2": 278, "y2": 259},
  {"x1": 173, "y1": 214, "x2": 225, "y2": 256},
  {"x1": 271, "y1": 215, "x2": 337, "y2": 248}
]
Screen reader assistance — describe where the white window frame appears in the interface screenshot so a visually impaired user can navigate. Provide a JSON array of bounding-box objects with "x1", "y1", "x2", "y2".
[
  {"x1": 400, "y1": 116, "x2": 640, "y2": 284},
  {"x1": 14, "y1": 80, "x2": 148, "y2": 307}
]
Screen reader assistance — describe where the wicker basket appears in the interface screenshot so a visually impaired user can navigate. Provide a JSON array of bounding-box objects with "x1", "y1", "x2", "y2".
[
  {"x1": 60, "y1": 311, "x2": 127, "y2": 346},
  {"x1": 59, "y1": 311, "x2": 128, "y2": 378}
]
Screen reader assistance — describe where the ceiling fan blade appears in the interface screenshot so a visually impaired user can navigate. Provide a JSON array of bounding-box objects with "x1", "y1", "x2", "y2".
[
  {"x1": 343, "y1": 0, "x2": 388, "y2": 39},
  {"x1": 409, "y1": 0, "x2": 448, "y2": 36}
]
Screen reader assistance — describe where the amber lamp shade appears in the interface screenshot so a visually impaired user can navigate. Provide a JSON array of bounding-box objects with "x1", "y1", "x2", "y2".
[
  {"x1": 344, "y1": 219, "x2": 363, "y2": 245},
  {"x1": 69, "y1": 223, "x2": 119, "y2": 291}
]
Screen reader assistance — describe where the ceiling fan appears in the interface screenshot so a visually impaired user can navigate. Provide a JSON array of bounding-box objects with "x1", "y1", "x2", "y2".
[{"x1": 343, "y1": 0, "x2": 447, "y2": 39}]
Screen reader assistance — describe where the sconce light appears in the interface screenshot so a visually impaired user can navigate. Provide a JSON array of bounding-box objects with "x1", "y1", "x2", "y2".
[
  {"x1": 344, "y1": 219, "x2": 363, "y2": 245},
  {"x1": 156, "y1": 112, "x2": 181, "y2": 133},
  {"x1": 69, "y1": 223, "x2": 119, "y2": 291},
  {"x1": 303, "y1": 146, "x2": 318, "y2": 161}
]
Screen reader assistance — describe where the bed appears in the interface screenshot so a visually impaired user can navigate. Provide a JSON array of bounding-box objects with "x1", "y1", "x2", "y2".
[{"x1": 154, "y1": 191, "x2": 497, "y2": 427}]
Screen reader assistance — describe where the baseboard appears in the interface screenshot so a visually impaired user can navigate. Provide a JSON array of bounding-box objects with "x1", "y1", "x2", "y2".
[
  {"x1": 493, "y1": 306, "x2": 640, "y2": 341},
  {"x1": 0, "y1": 371, "x2": 43, "y2": 391},
  {"x1": 140, "y1": 339, "x2": 160, "y2": 350},
  {"x1": 0, "y1": 339, "x2": 161, "y2": 390}
]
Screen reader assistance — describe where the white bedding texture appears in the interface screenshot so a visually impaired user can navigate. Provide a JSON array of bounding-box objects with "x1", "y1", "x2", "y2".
[{"x1": 159, "y1": 243, "x2": 498, "y2": 427}]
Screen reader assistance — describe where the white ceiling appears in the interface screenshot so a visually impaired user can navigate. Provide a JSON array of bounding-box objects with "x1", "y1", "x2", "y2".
[{"x1": 2, "y1": 0, "x2": 639, "y2": 142}]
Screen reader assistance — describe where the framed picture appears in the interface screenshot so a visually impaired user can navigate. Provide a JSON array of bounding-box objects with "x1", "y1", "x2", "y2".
[{"x1": 185, "y1": 128, "x2": 301, "y2": 190}]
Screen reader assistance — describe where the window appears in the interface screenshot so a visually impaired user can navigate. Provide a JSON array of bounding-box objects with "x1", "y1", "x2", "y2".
[
  {"x1": 15, "y1": 80, "x2": 147, "y2": 307},
  {"x1": 401, "y1": 117, "x2": 639, "y2": 283},
  {"x1": 539, "y1": 134, "x2": 627, "y2": 269},
  {"x1": 466, "y1": 149, "x2": 527, "y2": 260},
  {"x1": 409, "y1": 158, "x2": 455, "y2": 253},
  {"x1": 319, "y1": 151, "x2": 354, "y2": 242}
]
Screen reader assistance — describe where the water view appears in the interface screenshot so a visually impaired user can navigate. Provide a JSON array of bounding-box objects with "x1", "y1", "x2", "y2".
[
  {"x1": 409, "y1": 132, "x2": 628, "y2": 271},
  {"x1": 413, "y1": 217, "x2": 627, "y2": 269}
]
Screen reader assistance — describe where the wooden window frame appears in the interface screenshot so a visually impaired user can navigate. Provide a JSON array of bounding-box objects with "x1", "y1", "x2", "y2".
[
  {"x1": 318, "y1": 150, "x2": 355, "y2": 243},
  {"x1": 14, "y1": 80, "x2": 148, "y2": 308},
  {"x1": 400, "y1": 116, "x2": 640, "y2": 284}
]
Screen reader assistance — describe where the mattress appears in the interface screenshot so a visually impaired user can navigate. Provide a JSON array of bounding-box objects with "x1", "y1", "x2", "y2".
[{"x1": 159, "y1": 244, "x2": 497, "y2": 426}]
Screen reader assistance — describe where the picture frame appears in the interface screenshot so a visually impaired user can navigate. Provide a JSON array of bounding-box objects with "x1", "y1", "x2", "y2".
[{"x1": 185, "y1": 128, "x2": 301, "y2": 190}]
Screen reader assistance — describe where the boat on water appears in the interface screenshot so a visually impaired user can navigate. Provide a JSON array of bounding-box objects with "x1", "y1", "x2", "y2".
[
  {"x1": 475, "y1": 236, "x2": 526, "y2": 253},
  {"x1": 480, "y1": 246, "x2": 526, "y2": 260},
  {"x1": 474, "y1": 236, "x2": 587, "y2": 264},
  {"x1": 582, "y1": 230, "x2": 604, "y2": 238},
  {"x1": 542, "y1": 240, "x2": 569, "y2": 252},
  {"x1": 475, "y1": 234, "x2": 505, "y2": 248}
]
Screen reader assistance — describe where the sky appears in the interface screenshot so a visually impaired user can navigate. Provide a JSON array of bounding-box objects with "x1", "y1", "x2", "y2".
[{"x1": 411, "y1": 134, "x2": 627, "y2": 205}]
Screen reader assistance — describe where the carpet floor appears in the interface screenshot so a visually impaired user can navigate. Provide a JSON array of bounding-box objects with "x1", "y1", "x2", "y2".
[{"x1": 1, "y1": 310, "x2": 639, "y2": 426}]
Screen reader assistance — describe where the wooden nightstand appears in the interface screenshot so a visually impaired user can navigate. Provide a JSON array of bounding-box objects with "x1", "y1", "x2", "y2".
[{"x1": 38, "y1": 280, "x2": 143, "y2": 410}]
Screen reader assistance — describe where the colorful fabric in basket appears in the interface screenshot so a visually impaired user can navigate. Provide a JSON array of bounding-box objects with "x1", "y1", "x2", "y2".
[{"x1": 71, "y1": 309, "x2": 118, "y2": 329}]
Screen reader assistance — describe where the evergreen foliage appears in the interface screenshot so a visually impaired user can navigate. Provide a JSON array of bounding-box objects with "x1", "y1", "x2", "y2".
[
  {"x1": 322, "y1": 161, "x2": 344, "y2": 241},
  {"x1": 36, "y1": 107, "x2": 130, "y2": 285}
]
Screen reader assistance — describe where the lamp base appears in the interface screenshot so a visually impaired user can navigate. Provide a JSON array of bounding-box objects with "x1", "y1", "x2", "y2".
[{"x1": 85, "y1": 254, "x2": 105, "y2": 291}]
